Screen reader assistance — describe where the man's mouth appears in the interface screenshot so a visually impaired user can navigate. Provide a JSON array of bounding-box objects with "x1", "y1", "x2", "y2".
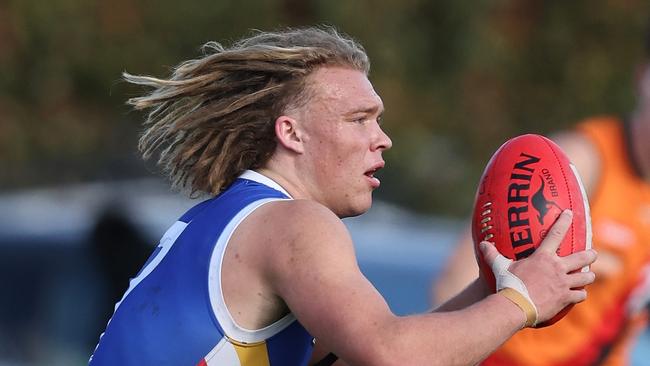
[
  {"x1": 364, "y1": 163, "x2": 384, "y2": 188},
  {"x1": 364, "y1": 167, "x2": 379, "y2": 178}
]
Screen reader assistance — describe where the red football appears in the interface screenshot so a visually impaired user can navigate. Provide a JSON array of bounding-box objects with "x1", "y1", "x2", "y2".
[{"x1": 472, "y1": 134, "x2": 592, "y2": 326}]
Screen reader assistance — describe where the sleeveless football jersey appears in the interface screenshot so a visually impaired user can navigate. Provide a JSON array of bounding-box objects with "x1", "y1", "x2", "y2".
[
  {"x1": 89, "y1": 170, "x2": 314, "y2": 366},
  {"x1": 483, "y1": 117, "x2": 650, "y2": 366}
]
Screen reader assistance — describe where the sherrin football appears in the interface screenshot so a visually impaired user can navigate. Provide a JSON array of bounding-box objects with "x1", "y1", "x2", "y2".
[{"x1": 472, "y1": 134, "x2": 592, "y2": 326}]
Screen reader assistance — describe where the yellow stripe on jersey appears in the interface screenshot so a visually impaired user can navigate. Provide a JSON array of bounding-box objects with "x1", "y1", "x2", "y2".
[{"x1": 231, "y1": 339, "x2": 271, "y2": 366}]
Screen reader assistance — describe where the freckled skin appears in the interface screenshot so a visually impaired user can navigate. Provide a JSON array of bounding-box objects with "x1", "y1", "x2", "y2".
[{"x1": 290, "y1": 67, "x2": 392, "y2": 217}]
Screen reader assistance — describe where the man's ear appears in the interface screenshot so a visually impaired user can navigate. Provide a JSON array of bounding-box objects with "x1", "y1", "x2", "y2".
[{"x1": 275, "y1": 115, "x2": 305, "y2": 153}]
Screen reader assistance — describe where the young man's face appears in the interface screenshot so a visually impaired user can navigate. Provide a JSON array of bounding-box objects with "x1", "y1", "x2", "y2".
[{"x1": 294, "y1": 66, "x2": 392, "y2": 217}]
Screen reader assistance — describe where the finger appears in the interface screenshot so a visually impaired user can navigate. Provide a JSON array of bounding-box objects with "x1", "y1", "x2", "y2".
[
  {"x1": 566, "y1": 288, "x2": 588, "y2": 304},
  {"x1": 537, "y1": 210, "x2": 573, "y2": 254},
  {"x1": 566, "y1": 271, "x2": 596, "y2": 289},
  {"x1": 561, "y1": 249, "x2": 598, "y2": 272}
]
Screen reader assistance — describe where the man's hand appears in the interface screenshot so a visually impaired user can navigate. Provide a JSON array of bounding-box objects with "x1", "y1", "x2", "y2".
[{"x1": 480, "y1": 210, "x2": 597, "y2": 325}]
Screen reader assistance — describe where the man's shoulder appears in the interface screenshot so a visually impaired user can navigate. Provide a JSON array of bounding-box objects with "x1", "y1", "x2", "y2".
[
  {"x1": 250, "y1": 199, "x2": 346, "y2": 237},
  {"x1": 234, "y1": 198, "x2": 355, "y2": 281},
  {"x1": 575, "y1": 115, "x2": 621, "y2": 132},
  {"x1": 234, "y1": 198, "x2": 354, "y2": 261}
]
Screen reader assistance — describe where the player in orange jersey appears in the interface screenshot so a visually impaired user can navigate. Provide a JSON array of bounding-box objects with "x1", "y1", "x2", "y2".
[{"x1": 434, "y1": 27, "x2": 650, "y2": 366}]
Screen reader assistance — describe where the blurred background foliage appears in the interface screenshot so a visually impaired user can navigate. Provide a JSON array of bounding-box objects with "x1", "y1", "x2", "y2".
[{"x1": 1, "y1": 0, "x2": 649, "y2": 216}]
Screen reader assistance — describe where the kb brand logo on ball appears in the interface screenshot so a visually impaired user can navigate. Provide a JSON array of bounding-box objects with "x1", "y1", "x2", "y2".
[
  {"x1": 532, "y1": 170, "x2": 562, "y2": 225},
  {"x1": 506, "y1": 152, "x2": 564, "y2": 260}
]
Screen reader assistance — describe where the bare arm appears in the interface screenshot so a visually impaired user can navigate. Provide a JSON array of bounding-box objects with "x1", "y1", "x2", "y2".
[
  {"x1": 551, "y1": 131, "x2": 600, "y2": 197},
  {"x1": 432, "y1": 227, "x2": 479, "y2": 306},
  {"x1": 253, "y1": 200, "x2": 596, "y2": 366},
  {"x1": 434, "y1": 277, "x2": 487, "y2": 312}
]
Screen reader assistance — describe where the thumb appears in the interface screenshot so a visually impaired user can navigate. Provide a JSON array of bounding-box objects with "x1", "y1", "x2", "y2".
[
  {"x1": 479, "y1": 241, "x2": 501, "y2": 267},
  {"x1": 481, "y1": 241, "x2": 514, "y2": 279},
  {"x1": 480, "y1": 242, "x2": 538, "y2": 327}
]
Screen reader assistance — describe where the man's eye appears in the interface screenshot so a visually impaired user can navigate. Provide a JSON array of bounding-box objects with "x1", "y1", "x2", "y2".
[{"x1": 353, "y1": 117, "x2": 367, "y2": 124}]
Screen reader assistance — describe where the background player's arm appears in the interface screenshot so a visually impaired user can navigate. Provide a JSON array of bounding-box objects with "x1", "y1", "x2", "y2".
[
  {"x1": 256, "y1": 200, "x2": 595, "y2": 366},
  {"x1": 551, "y1": 131, "x2": 599, "y2": 197},
  {"x1": 432, "y1": 228, "x2": 478, "y2": 305}
]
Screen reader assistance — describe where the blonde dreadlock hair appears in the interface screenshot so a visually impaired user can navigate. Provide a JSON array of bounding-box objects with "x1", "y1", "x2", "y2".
[{"x1": 124, "y1": 26, "x2": 370, "y2": 196}]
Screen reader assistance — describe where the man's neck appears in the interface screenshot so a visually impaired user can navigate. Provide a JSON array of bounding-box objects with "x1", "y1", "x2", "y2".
[{"x1": 255, "y1": 166, "x2": 309, "y2": 200}]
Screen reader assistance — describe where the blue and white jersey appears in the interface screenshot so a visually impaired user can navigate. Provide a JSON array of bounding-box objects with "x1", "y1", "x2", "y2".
[{"x1": 89, "y1": 170, "x2": 314, "y2": 366}]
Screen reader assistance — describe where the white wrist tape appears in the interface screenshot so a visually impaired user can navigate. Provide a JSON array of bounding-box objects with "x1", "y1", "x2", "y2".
[{"x1": 491, "y1": 254, "x2": 539, "y2": 327}]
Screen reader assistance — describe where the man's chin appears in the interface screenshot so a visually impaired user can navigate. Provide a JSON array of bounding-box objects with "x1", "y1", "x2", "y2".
[{"x1": 338, "y1": 198, "x2": 372, "y2": 218}]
